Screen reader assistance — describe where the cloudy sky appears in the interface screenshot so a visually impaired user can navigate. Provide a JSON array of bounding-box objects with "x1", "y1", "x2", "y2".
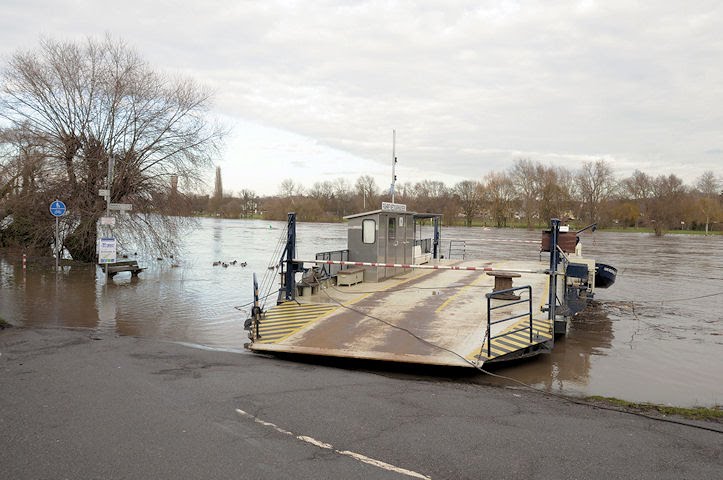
[{"x1": 1, "y1": 1, "x2": 721, "y2": 195}]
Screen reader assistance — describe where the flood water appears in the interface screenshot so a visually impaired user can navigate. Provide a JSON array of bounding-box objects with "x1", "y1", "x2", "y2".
[{"x1": 1, "y1": 217, "x2": 721, "y2": 407}]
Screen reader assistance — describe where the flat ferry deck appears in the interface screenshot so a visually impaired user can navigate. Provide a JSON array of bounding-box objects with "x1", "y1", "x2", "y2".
[{"x1": 249, "y1": 259, "x2": 554, "y2": 367}]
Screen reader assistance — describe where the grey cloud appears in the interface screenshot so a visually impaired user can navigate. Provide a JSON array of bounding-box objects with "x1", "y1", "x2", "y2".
[{"x1": 2, "y1": 1, "x2": 722, "y2": 186}]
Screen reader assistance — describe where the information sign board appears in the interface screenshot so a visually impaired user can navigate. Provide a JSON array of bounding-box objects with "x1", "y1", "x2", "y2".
[{"x1": 98, "y1": 237, "x2": 117, "y2": 264}]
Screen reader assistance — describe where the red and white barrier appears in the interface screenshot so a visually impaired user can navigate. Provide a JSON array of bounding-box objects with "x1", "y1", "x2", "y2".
[
  {"x1": 448, "y1": 238, "x2": 541, "y2": 245},
  {"x1": 293, "y1": 259, "x2": 547, "y2": 275}
]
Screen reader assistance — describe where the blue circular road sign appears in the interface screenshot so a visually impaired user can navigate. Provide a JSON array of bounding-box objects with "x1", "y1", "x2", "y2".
[{"x1": 50, "y1": 200, "x2": 67, "y2": 217}]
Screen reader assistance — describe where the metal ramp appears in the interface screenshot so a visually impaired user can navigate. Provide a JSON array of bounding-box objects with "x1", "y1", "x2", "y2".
[
  {"x1": 474, "y1": 284, "x2": 554, "y2": 362},
  {"x1": 254, "y1": 302, "x2": 339, "y2": 344},
  {"x1": 475, "y1": 317, "x2": 553, "y2": 362}
]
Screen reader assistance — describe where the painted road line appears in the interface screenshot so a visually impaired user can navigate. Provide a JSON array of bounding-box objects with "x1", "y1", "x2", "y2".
[{"x1": 235, "y1": 409, "x2": 431, "y2": 480}]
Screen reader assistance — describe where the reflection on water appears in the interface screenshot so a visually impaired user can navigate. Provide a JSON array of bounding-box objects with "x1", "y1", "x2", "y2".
[
  {"x1": 0, "y1": 218, "x2": 348, "y2": 348},
  {"x1": 1, "y1": 219, "x2": 721, "y2": 407}
]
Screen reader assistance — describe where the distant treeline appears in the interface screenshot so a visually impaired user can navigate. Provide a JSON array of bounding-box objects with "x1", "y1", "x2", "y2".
[{"x1": 192, "y1": 159, "x2": 722, "y2": 235}]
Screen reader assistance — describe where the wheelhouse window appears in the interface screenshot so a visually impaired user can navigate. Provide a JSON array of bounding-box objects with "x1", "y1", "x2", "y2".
[{"x1": 362, "y1": 219, "x2": 376, "y2": 244}]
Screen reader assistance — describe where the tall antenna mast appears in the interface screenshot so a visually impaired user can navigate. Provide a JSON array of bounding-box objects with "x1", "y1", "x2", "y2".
[{"x1": 391, "y1": 129, "x2": 397, "y2": 203}]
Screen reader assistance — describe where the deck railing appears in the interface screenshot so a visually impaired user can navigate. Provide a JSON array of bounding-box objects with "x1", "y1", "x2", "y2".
[
  {"x1": 414, "y1": 238, "x2": 432, "y2": 254},
  {"x1": 314, "y1": 249, "x2": 349, "y2": 279},
  {"x1": 485, "y1": 285, "x2": 533, "y2": 358},
  {"x1": 448, "y1": 239, "x2": 466, "y2": 259}
]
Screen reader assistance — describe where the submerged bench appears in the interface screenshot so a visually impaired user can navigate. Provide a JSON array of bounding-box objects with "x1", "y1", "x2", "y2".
[{"x1": 101, "y1": 260, "x2": 145, "y2": 278}]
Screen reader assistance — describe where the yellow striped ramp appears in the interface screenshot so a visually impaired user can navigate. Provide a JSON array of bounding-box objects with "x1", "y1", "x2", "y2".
[
  {"x1": 475, "y1": 317, "x2": 553, "y2": 362},
  {"x1": 255, "y1": 302, "x2": 339, "y2": 344}
]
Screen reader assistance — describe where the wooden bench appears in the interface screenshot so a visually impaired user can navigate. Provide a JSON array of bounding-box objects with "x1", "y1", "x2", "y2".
[
  {"x1": 337, "y1": 267, "x2": 364, "y2": 286},
  {"x1": 413, "y1": 245, "x2": 432, "y2": 264},
  {"x1": 101, "y1": 260, "x2": 145, "y2": 278},
  {"x1": 486, "y1": 271, "x2": 521, "y2": 300}
]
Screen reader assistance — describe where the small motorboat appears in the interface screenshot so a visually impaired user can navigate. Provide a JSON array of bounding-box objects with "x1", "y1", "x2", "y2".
[{"x1": 595, "y1": 263, "x2": 617, "y2": 289}]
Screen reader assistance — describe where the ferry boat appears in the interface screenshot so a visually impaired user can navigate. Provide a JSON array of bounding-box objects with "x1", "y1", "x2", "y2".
[{"x1": 244, "y1": 203, "x2": 615, "y2": 368}]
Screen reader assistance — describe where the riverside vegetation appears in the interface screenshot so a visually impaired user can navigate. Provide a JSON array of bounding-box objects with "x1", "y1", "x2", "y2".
[{"x1": 190, "y1": 161, "x2": 721, "y2": 235}]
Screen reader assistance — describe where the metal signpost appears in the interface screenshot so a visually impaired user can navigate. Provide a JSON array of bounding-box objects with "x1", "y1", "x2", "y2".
[
  {"x1": 101, "y1": 158, "x2": 114, "y2": 281},
  {"x1": 49, "y1": 200, "x2": 66, "y2": 271},
  {"x1": 99, "y1": 156, "x2": 133, "y2": 282}
]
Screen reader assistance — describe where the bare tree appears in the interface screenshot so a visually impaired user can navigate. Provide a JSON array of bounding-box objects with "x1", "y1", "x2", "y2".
[
  {"x1": 238, "y1": 189, "x2": 259, "y2": 218},
  {"x1": 649, "y1": 174, "x2": 686, "y2": 235},
  {"x1": 576, "y1": 160, "x2": 617, "y2": 223},
  {"x1": 332, "y1": 177, "x2": 353, "y2": 217},
  {"x1": 0, "y1": 128, "x2": 50, "y2": 202},
  {"x1": 409, "y1": 180, "x2": 456, "y2": 223},
  {"x1": 278, "y1": 178, "x2": 304, "y2": 198},
  {"x1": 483, "y1": 171, "x2": 515, "y2": 227},
  {"x1": 393, "y1": 181, "x2": 413, "y2": 204},
  {"x1": 621, "y1": 170, "x2": 654, "y2": 227},
  {"x1": 695, "y1": 170, "x2": 722, "y2": 234},
  {"x1": 308, "y1": 180, "x2": 334, "y2": 214},
  {"x1": 509, "y1": 158, "x2": 541, "y2": 228},
  {"x1": 536, "y1": 164, "x2": 574, "y2": 223},
  {"x1": 696, "y1": 170, "x2": 720, "y2": 195},
  {"x1": 0, "y1": 36, "x2": 225, "y2": 261},
  {"x1": 354, "y1": 174, "x2": 378, "y2": 210},
  {"x1": 454, "y1": 180, "x2": 483, "y2": 227},
  {"x1": 411, "y1": 180, "x2": 444, "y2": 212}
]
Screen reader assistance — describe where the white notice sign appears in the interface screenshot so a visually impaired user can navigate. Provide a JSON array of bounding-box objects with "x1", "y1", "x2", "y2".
[
  {"x1": 100, "y1": 216, "x2": 116, "y2": 226},
  {"x1": 381, "y1": 202, "x2": 407, "y2": 213},
  {"x1": 98, "y1": 237, "x2": 117, "y2": 264},
  {"x1": 109, "y1": 203, "x2": 132, "y2": 211}
]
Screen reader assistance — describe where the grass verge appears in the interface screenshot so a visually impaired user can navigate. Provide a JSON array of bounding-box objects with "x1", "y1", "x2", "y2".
[
  {"x1": 586, "y1": 395, "x2": 723, "y2": 421},
  {"x1": 0, "y1": 315, "x2": 11, "y2": 329}
]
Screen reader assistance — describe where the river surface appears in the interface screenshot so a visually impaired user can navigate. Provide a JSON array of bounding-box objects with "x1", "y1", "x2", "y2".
[{"x1": 1, "y1": 217, "x2": 721, "y2": 407}]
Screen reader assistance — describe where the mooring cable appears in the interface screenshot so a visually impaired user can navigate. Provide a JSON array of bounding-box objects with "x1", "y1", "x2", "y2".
[
  {"x1": 257, "y1": 225, "x2": 289, "y2": 310},
  {"x1": 259, "y1": 231, "x2": 285, "y2": 292},
  {"x1": 234, "y1": 290, "x2": 278, "y2": 311}
]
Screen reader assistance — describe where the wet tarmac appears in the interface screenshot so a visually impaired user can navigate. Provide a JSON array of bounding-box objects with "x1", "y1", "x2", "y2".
[
  {"x1": 1, "y1": 218, "x2": 721, "y2": 406},
  {"x1": 3, "y1": 328, "x2": 720, "y2": 480}
]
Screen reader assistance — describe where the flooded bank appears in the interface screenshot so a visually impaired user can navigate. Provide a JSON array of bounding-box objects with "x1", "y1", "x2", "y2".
[{"x1": 1, "y1": 218, "x2": 721, "y2": 406}]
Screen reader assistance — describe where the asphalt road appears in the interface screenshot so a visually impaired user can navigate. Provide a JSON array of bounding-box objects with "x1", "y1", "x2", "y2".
[{"x1": 1, "y1": 327, "x2": 721, "y2": 479}]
